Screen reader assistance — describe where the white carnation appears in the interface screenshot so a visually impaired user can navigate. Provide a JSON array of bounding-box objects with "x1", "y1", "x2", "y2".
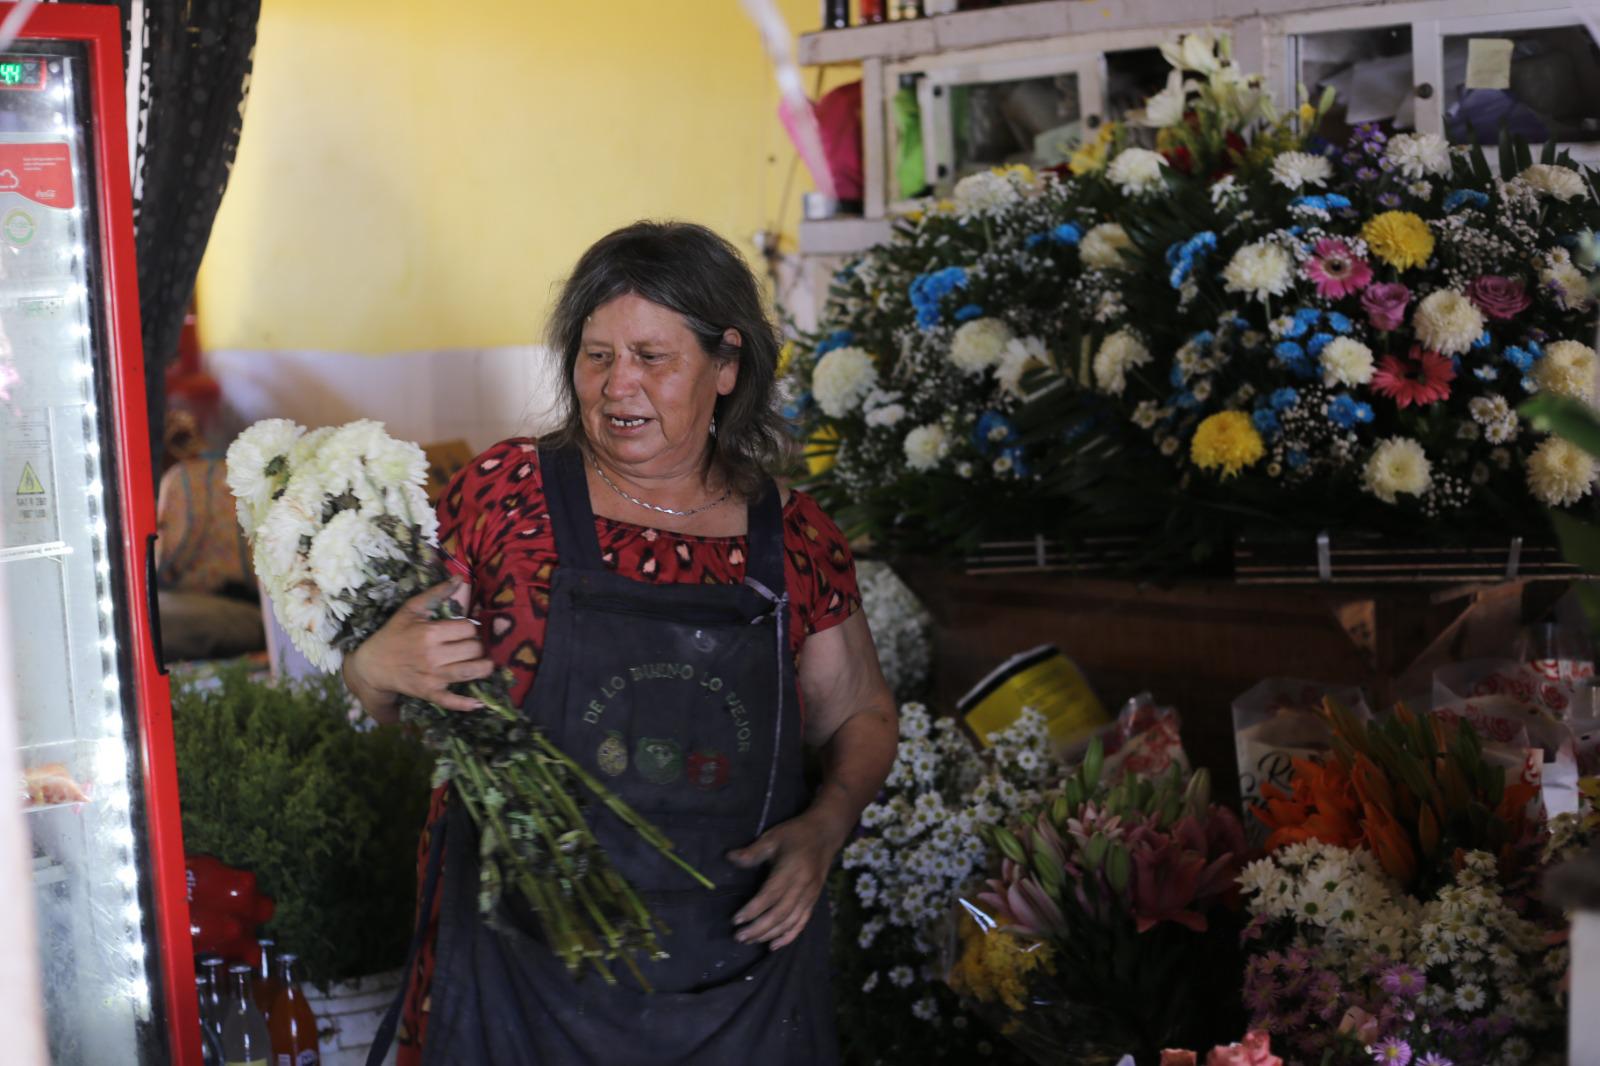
[
  {"x1": 1534, "y1": 339, "x2": 1598, "y2": 401},
  {"x1": 1270, "y1": 151, "x2": 1332, "y2": 190},
  {"x1": 1080, "y1": 223, "x2": 1134, "y2": 271},
  {"x1": 1363, "y1": 437, "x2": 1432, "y2": 503},
  {"x1": 949, "y1": 318, "x2": 1014, "y2": 374},
  {"x1": 1106, "y1": 147, "x2": 1167, "y2": 197},
  {"x1": 1518, "y1": 163, "x2": 1588, "y2": 203},
  {"x1": 952, "y1": 170, "x2": 1021, "y2": 216},
  {"x1": 903, "y1": 423, "x2": 950, "y2": 472},
  {"x1": 1528, "y1": 438, "x2": 1597, "y2": 506},
  {"x1": 1092, "y1": 330, "x2": 1151, "y2": 396},
  {"x1": 1384, "y1": 133, "x2": 1452, "y2": 179},
  {"x1": 1320, "y1": 337, "x2": 1375, "y2": 387},
  {"x1": 996, "y1": 335, "x2": 1050, "y2": 395},
  {"x1": 1222, "y1": 241, "x2": 1293, "y2": 303},
  {"x1": 225, "y1": 418, "x2": 304, "y2": 536},
  {"x1": 1412, "y1": 289, "x2": 1485, "y2": 356},
  {"x1": 812, "y1": 345, "x2": 877, "y2": 417}
]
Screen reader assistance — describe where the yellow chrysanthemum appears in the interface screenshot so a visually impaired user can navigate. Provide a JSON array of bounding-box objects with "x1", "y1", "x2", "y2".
[
  {"x1": 1190, "y1": 410, "x2": 1265, "y2": 478},
  {"x1": 948, "y1": 916, "x2": 1056, "y2": 1014},
  {"x1": 1361, "y1": 210, "x2": 1435, "y2": 270},
  {"x1": 1068, "y1": 125, "x2": 1116, "y2": 176},
  {"x1": 805, "y1": 425, "x2": 838, "y2": 477}
]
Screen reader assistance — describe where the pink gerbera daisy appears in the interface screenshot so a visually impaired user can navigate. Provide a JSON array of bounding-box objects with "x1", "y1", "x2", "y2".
[
  {"x1": 1302, "y1": 238, "x2": 1374, "y2": 299},
  {"x1": 1370, "y1": 346, "x2": 1456, "y2": 407}
]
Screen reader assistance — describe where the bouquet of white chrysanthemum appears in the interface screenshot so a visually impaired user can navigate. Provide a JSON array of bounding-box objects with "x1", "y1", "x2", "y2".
[
  {"x1": 857, "y1": 560, "x2": 932, "y2": 702},
  {"x1": 226, "y1": 418, "x2": 709, "y2": 985}
]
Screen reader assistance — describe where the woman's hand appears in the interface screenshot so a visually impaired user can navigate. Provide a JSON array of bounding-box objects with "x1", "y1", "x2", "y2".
[
  {"x1": 728, "y1": 807, "x2": 852, "y2": 950},
  {"x1": 728, "y1": 612, "x2": 898, "y2": 950},
  {"x1": 341, "y1": 578, "x2": 495, "y2": 724}
]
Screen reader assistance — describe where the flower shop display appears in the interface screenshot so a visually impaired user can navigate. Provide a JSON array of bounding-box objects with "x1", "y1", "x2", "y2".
[
  {"x1": 953, "y1": 740, "x2": 1251, "y2": 1064},
  {"x1": 832, "y1": 703, "x2": 1060, "y2": 1065},
  {"x1": 784, "y1": 30, "x2": 1600, "y2": 561},
  {"x1": 225, "y1": 418, "x2": 712, "y2": 985},
  {"x1": 857, "y1": 558, "x2": 933, "y2": 701}
]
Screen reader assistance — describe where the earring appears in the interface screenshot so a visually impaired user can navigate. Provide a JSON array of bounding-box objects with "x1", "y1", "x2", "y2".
[{"x1": 709, "y1": 415, "x2": 718, "y2": 438}]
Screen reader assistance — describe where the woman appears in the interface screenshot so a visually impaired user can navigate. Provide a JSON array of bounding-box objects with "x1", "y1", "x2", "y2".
[{"x1": 344, "y1": 221, "x2": 899, "y2": 1065}]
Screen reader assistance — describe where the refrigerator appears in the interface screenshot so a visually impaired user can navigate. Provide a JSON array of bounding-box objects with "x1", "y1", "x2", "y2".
[{"x1": 0, "y1": 5, "x2": 197, "y2": 1064}]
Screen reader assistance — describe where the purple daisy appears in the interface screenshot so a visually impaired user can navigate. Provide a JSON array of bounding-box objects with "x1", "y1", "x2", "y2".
[{"x1": 1370, "y1": 1038, "x2": 1412, "y2": 1065}]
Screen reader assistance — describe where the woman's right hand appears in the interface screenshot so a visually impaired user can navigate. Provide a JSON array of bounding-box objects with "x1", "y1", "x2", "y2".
[{"x1": 341, "y1": 578, "x2": 496, "y2": 724}]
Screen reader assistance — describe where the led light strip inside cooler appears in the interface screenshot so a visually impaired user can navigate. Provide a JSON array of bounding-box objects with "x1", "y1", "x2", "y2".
[{"x1": 53, "y1": 54, "x2": 153, "y2": 1023}]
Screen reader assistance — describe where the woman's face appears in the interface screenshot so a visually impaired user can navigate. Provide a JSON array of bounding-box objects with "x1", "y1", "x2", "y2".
[{"x1": 575, "y1": 293, "x2": 738, "y2": 478}]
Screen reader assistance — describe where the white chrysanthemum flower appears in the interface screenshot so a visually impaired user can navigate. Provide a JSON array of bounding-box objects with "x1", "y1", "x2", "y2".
[
  {"x1": 1535, "y1": 340, "x2": 1598, "y2": 400},
  {"x1": 1106, "y1": 147, "x2": 1167, "y2": 197},
  {"x1": 1319, "y1": 337, "x2": 1375, "y2": 387},
  {"x1": 997, "y1": 335, "x2": 1050, "y2": 394},
  {"x1": 864, "y1": 402, "x2": 905, "y2": 429},
  {"x1": 1270, "y1": 151, "x2": 1332, "y2": 190},
  {"x1": 1412, "y1": 289, "x2": 1485, "y2": 356},
  {"x1": 952, "y1": 169, "x2": 1021, "y2": 216},
  {"x1": 1541, "y1": 254, "x2": 1592, "y2": 311},
  {"x1": 314, "y1": 420, "x2": 429, "y2": 507},
  {"x1": 1363, "y1": 437, "x2": 1432, "y2": 503},
  {"x1": 288, "y1": 425, "x2": 335, "y2": 471},
  {"x1": 225, "y1": 418, "x2": 305, "y2": 536},
  {"x1": 1385, "y1": 132, "x2": 1452, "y2": 179},
  {"x1": 949, "y1": 318, "x2": 1014, "y2": 374},
  {"x1": 1222, "y1": 241, "x2": 1293, "y2": 303},
  {"x1": 1080, "y1": 222, "x2": 1134, "y2": 271},
  {"x1": 275, "y1": 568, "x2": 341, "y2": 669},
  {"x1": 1092, "y1": 330, "x2": 1151, "y2": 396},
  {"x1": 903, "y1": 423, "x2": 950, "y2": 472},
  {"x1": 252, "y1": 482, "x2": 322, "y2": 585},
  {"x1": 307, "y1": 508, "x2": 402, "y2": 597},
  {"x1": 1519, "y1": 163, "x2": 1588, "y2": 202},
  {"x1": 812, "y1": 345, "x2": 877, "y2": 417},
  {"x1": 1528, "y1": 437, "x2": 1597, "y2": 506}
]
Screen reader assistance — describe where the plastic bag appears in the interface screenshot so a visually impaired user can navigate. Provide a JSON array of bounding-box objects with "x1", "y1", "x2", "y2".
[
  {"x1": 1231, "y1": 679, "x2": 1371, "y2": 845},
  {"x1": 1432, "y1": 659, "x2": 1581, "y2": 817}
]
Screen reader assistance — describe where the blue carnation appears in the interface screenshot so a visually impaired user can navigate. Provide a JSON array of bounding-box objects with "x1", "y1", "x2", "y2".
[
  {"x1": 954, "y1": 303, "x2": 985, "y2": 323},
  {"x1": 1252, "y1": 408, "x2": 1281, "y2": 436},
  {"x1": 1327, "y1": 393, "x2": 1374, "y2": 429},
  {"x1": 1274, "y1": 340, "x2": 1307, "y2": 364},
  {"x1": 1505, "y1": 345, "x2": 1535, "y2": 371},
  {"x1": 1271, "y1": 387, "x2": 1300, "y2": 411},
  {"x1": 1052, "y1": 223, "x2": 1082, "y2": 245},
  {"x1": 1024, "y1": 233, "x2": 1047, "y2": 250},
  {"x1": 1287, "y1": 449, "x2": 1308, "y2": 470},
  {"x1": 1190, "y1": 330, "x2": 1216, "y2": 349},
  {"x1": 1443, "y1": 189, "x2": 1490, "y2": 212},
  {"x1": 973, "y1": 410, "x2": 1017, "y2": 452},
  {"x1": 1472, "y1": 330, "x2": 1492, "y2": 351},
  {"x1": 1279, "y1": 317, "x2": 1309, "y2": 339},
  {"x1": 909, "y1": 266, "x2": 969, "y2": 329},
  {"x1": 1290, "y1": 195, "x2": 1328, "y2": 212},
  {"x1": 1324, "y1": 193, "x2": 1352, "y2": 210},
  {"x1": 1166, "y1": 231, "x2": 1217, "y2": 289},
  {"x1": 1307, "y1": 332, "x2": 1335, "y2": 357},
  {"x1": 1170, "y1": 364, "x2": 1188, "y2": 387},
  {"x1": 1294, "y1": 307, "x2": 1322, "y2": 323},
  {"x1": 814, "y1": 329, "x2": 855, "y2": 357},
  {"x1": 1175, "y1": 391, "x2": 1202, "y2": 411},
  {"x1": 1325, "y1": 311, "x2": 1353, "y2": 335}
]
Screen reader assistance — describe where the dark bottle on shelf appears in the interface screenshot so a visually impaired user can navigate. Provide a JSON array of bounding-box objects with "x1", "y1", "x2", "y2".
[
  {"x1": 198, "y1": 955, "x2": 228, "y2": 1046},
  {"x1": 824, "y1": 0, "x2": 849, "y2": 29}
]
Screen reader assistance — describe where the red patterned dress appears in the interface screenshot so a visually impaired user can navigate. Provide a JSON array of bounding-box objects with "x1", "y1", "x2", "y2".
[{"x1": 395, "y1": 439, "x2": 861, "y2": 1062}]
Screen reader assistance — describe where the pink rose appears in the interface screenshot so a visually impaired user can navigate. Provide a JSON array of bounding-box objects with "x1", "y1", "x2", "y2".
[
  {"x1": 1361, "y1": 282, "x2": 1411, "y2": 331},
  {"x1": 1467, "y1": 274, "x2": 1532, "y2": 320}
]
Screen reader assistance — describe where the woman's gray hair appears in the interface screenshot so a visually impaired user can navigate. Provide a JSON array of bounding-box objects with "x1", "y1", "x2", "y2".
[{"x1": 542, "y1": 221, "x2": 795, "y2": 498}]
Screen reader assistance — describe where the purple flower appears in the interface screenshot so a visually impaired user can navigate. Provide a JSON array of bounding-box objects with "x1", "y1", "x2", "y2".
[
  {"x1": 1379, "y1": 963, "x2": 1426, "y2": 999},
  {"x1": 1359, "y1": 167, "x2": 1381, "y2": 181},
  {"x1": 1378, "y1": 191, "x2": 1402, "y2": 207},
  {"x1": 1370, "y1": 1038, "x2": 1412, "y2": 1065},
  {"x1": 1362, "y1": 282, "x2": 1412, "y2": 330},
  {"x1": 1416, "y1": 1055, "x2": 1453, "y2": 1066},
  {"x1": 1244, "y1": 976, "x2": 1281, "y2": 1011}
]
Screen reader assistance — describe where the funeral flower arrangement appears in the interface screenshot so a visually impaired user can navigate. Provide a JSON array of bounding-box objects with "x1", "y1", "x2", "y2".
[
  {"x1": 856, "y1": 559, "x2": 933, "y2": 701},
  {"x1": 226, "y1": 419, "x2": 710, "y2": 985},
  {"x1": 785, "y1": 31, "x2": 1600, "y2": 556}
]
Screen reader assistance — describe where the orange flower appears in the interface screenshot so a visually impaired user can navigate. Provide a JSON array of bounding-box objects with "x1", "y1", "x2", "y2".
[
  {"x1": 1255, "y1": 758, "x2": 1363, "y2": 852},
  {"x1": 1361, "y1": 804, "x2": 1417, "y2": 885}
]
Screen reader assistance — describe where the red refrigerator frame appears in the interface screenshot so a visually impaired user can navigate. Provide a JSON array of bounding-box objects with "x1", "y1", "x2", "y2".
[{"x1": 9, "y1": 4, "x2": 198, "y2": 1062}]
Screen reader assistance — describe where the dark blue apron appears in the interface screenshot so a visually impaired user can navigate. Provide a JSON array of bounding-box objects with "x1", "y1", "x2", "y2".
[{"x1": 371, "y1": 445, "x2": 837, "y2": 1066}]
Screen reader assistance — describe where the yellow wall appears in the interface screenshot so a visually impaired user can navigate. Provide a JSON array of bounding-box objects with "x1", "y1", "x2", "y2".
[{"x1": 196, "y1": 0, "x2": 847, "y2": 353}]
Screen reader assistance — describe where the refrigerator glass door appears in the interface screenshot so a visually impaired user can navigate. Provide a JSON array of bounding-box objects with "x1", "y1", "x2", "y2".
[{"x1": 0, "y1": 41, "x2": 166, "y2": 1065}]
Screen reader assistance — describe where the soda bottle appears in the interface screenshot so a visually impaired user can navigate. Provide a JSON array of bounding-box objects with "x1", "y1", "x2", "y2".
[
  {"x1": 253, "y1": 937, "x2": 283, "y2": 1023},
  {"x1": 195, "y1": 974, "x2": 225, "y2": 1066},
  {"x1": 221, "y1": 962, "x2": 273, "y2": 1066},
  {"x1": 198, "y1": 955, "x2": 228, "y2": 1046},
  {"x1": 268, "y1": 952, "x2": 321, "y2": 1066}
]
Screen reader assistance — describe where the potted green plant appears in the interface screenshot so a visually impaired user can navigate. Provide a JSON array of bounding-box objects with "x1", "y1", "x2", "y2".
[{"x1": 172, "y1": 663, "x2": 432, "y2": 1062}]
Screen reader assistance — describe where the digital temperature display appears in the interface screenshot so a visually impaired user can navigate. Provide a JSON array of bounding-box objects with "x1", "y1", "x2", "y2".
[{"x1": 0, "y1": 58, "x2": 45, "y2": 91}]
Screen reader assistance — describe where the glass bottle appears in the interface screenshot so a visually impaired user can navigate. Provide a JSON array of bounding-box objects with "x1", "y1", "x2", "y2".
[
  {"x1": 199, "y1": 955, "x2": 228, "y2": 1046},
  {"x1": 268, "y1": 952, "x2": 322, "y2": 1066},
  {"x1": 253, "y1": 938, "x2": 284, "y2": 1023},
  {"x1": 196, "y1": 974, "x2": 225, "y2": 1066},
  {"x1": 823, "y1": 0, "x2": 849, "y2": 29},
  {"x1": 221, "y1": 962, "x2": 273, "y2": 1066},
  {"x1": 860, "y1": 0, "x2": 886, "y2": 22}
]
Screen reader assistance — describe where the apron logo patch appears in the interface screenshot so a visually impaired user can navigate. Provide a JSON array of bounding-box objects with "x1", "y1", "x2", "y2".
[
  {"x1": 635, "y1": 737, "x2": 683, "y2": 785},
  {"x1": 596, "y1": 731, "x2": 628, "y2": 777},
  {"x1": 686, "y1": 749, "x2": 730, "y2": 791}
]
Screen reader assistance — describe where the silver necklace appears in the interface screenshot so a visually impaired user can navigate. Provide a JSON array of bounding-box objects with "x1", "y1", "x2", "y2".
[{"x1": 591, "y1": 458, "x2": 730, "y2": 518}]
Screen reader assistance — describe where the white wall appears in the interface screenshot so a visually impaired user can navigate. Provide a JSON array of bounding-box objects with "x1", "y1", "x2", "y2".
[{"x1": 205, "y1": 346, "x2": 567, "y2": 454}]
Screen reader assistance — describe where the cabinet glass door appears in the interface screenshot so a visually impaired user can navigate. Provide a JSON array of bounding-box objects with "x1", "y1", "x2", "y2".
[
  {"x1": 1290, "y1": 24, "x2": 1416, "y2": 145},
  {"x1": 0, "y1": 40, "x2": 166, "y2": 1066},
  {"x1": 1443, "y1": 22, "x2": 1600, "y2": 150}
]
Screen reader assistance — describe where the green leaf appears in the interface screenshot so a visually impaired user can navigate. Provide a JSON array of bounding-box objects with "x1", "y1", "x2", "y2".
[
  {"x1": 1542, "y1": 138, "x2": 1558, "y2": 165},
  {"x1": 1520, "y1": 393, "x2": 1600, "y2": 458},
  {"x1": 1550, "y1": 508, "x2": 1600, "y2": 575},
  {"x1": 1499, "y1": 127, "x2": 1517, "y2": 178}
]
